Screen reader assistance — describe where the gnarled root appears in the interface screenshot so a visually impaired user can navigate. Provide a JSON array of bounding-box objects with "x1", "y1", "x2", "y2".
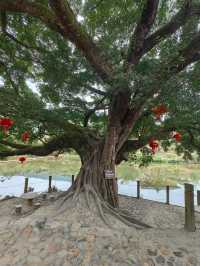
[{"x1": 57, "y1": 185, "x2": 151, "y2": 229}]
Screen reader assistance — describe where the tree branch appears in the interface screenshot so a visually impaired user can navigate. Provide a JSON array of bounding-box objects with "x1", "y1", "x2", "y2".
[
  {"x1": 48, "y1": 0, "x2": 114, "y2": 82},
  {"x1": 116, "y1": 139, "x2": 145, "y2": 164},
  {"x1": 125, "y1": 0, "x2": 159, "y2": 69},
  {"x1": 0, "y1": 130, "x2": 99, "y2": 162},
  {"x1": 116, "y1": 125, "x2": 175, "y2": 164},
  {"x1": 83, "y1": 96, "x2": 107, "y2": 127},
  {"x1": 0, "y1": 140, "x2": 30, "y2": 149},
  {"x1": 86, "y1": 86, "x2": 107, "y2": 96},
  {"x1": 0, "y1": 0, "x2": 114, "y2": 82},
  {"x1": 0, "y1": 11, "x2": 44, "y2": 53},
  {"x1": 129, "y1": 1, "x2": 200, "y2": 67},
  {"x1": 140, "y1": 33, "x2": 200, "y2": 104},
  {"x1": 164, "y1": 32, "x2": 200, "y2": 75}
]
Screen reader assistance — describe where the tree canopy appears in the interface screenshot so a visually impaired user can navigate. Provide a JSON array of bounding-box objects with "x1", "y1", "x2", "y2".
[{"x1": 0, "y1": 0, "x2": 200, "y2": 163}]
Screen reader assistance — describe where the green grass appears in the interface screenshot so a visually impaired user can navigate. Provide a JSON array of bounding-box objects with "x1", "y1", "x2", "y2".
[
  {"x1": 117, "y1": 163, "x2": 200, "y2": 187},
  {"x1": 0, "y1": 151, "x2": 200, "y2": 188},
  {"x1": 0, "y1": 153, "x2": 81, "y2": 177}
]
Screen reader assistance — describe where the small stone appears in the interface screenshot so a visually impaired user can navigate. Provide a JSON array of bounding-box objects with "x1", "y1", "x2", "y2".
[
  {"x1": 15, "y1": 204, "x2": 22, "y2": 215},
  {"x1": 160, "y1": 246, "x2": 171, "y2": 256},
  {"x1": 173, "y1": 251, "x2": 184, "y2": 258},
  {"x1": 47, "y1": 242, "x2": 62, "y2": 253},
  {"x1": 80, "y1": 223, "x2": 89, "y2": 228},
  {"x1": 35, "y1": 217, "x2": 47, "y2": 229},
  {"x1": 155, "y1": 255, "x2": 165, "y2": 265},
  {"x1": 167, "y1": 262, "x2": 174, "y2": 266},
  {"x1": 178, "y1": 247, "x2": 189, "y2": 254},
  {"x1": 22, "y1": 225, "x2": 32, "y2": 238},
  {"x1": 168, "y1": 256, "x2": 175, "y2": 262},
  {"x1": 147, "y1": 248, "x2": 157, "y2": 256},
  {"x1": 77, "y1": 237, "x2": 87, "y2": 242},
  {"x1": 108, "y1": 246, "x2": 113, "y2": 252},
  {"x1": 34, "y1": 202, "x2": 41, "y2": 208},
  {"x1": 145, "y1": 258, "x2": 155, "y2": 266},
  {"x1": 68, "y1": 247, "x2": 80, "y2": 257}
]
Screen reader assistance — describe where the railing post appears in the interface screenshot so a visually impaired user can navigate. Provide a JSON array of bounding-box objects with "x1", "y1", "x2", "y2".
[
  {"x1": 115, "y1": 177, "x2": 118, "y2": 195},
  {"x1": 166, "y1": 185, "x2": 170, "y2": 204},
  {"x1": 48, "y1": 175, "x2": 52, "y2": 193},
  {"x1": 137, "y1": 180, "x2": 140, "y2": 199},
  {"x1": 197, "y1": 190, "x2": 200, "y2": 206},
  {"x1": 184, "y1": 183, "x2": 196, "y2": 232},
  {"x1": 72, "y1": 175, "x2": 75, "y2": 185},
  {"x1": 24, "y1": 177, "x2": 29, "y2": 193}
]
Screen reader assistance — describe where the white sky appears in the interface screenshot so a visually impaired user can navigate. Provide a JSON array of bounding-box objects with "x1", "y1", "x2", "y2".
[{"x1": 26, "y1": 80, "x2": 40, "y2": 96}]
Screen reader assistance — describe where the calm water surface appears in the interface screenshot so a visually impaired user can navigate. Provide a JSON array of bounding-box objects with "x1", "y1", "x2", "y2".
[{"x1": 0, "y1": 175, "x2": 200, "y2": 207}]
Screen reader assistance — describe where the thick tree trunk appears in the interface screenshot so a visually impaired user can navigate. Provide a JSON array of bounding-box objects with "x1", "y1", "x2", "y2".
[
  {"x1": 73, "y1": 140, "x2": 119, "y2": 208},
  {"x1": 72, "y1": 90, "x2": 132, "y2": 208}
]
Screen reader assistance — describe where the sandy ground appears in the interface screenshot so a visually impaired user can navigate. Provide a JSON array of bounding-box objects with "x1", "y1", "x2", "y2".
[{"x1": 0, "y1": 192, "x2": 200, "y2": 266}]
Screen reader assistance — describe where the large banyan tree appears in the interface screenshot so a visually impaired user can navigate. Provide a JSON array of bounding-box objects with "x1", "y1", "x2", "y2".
[{"x1": 0, "y1": 0, "x2": 200, "y2": 225}]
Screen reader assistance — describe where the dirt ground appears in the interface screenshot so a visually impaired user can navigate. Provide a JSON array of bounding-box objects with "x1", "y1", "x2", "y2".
[{"x1": 0, "y1": 192, "x2": 199, "y2": 266}]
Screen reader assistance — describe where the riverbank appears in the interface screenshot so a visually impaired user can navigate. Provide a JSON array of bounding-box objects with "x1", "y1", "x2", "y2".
[
  {"x1": 0, "y1": 192, "x2": 200, "y2": 265},
  {"x1": 1, "y1": 153, "x2": 200, "y2": 188}
]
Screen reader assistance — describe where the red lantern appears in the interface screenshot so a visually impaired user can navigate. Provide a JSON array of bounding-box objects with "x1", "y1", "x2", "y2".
[
  {"x1": 18, "y1": 156, "x2": 26, "y2": 164},
  {"x1": 152, "y1": 104, "x2": 168, "y2": 120},
  {"x1": 149, "y1": 139, "x2": 159, "y2": 154},
  {"x1": 21, "y1": 131, "x2": 30, "y2": 142},
  {"x1": 0, "y1": 118, "x2": 14, "y2": 133},
  {"x1": 173, "y1": 132, "x2": 182, "y2": 142}
]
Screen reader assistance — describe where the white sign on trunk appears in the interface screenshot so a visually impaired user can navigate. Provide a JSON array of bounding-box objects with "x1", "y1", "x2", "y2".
[{"x1": 104, "y1": 170, "x2": 115, "y2": 179}]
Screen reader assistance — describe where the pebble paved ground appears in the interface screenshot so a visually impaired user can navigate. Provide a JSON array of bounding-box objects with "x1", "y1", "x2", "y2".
[{"x1": 0, "y1": 192, "x2": 200, "y2": 266}]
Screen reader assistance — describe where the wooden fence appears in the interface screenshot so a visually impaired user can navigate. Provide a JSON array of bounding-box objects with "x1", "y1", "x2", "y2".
[{"x1": 21, "y1": 175, "x2": 199, "y2": 232}]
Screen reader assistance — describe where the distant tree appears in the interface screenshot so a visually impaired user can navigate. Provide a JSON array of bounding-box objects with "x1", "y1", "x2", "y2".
[{"x1": 0, "y1": 0, "x2": 199, "y2": 226}]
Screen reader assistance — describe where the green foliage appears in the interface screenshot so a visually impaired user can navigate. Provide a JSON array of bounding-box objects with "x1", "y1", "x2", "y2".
[
  {"x1": 128, "y1": 147, "x2": 153, "y2": 167},
  {"x1": 0, "y1": 0, "x2": 199, "y2": 162}
]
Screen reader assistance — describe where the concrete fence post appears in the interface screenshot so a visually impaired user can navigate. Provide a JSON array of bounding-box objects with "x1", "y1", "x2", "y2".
[
  {"x1": 24, "y1": 178, "x2": 29, "y2": 193},
  {"x1": 197, "y1": 190, "x2": 200, "y2": 206},
  {"x1": 48, "y1": 176, "x2": 52, "y2": 193},
  {"x1": 166, "y1": 185, "x2": 170, "y2": 204},
  {"x1": 137, "y1": 180, "x2": 140, "y2": 199},
  {"x1": 184, "y1": 183, "x2": 196, "y2": 232}
]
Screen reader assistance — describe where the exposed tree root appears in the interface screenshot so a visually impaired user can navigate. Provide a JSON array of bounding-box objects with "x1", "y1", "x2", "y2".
[
  {"x1": 59, "y1": 191, "x2": 74, "y2": 207},
  {"x1": 56, "y1": 185, "x2": 151, "y2": 229},
  {"x1": 85, "y1": 185, "x2": 112, "y2": 228}
]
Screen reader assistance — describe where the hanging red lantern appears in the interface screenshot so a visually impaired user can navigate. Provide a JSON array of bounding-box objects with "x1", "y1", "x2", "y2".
[
  {"x1": 149, "y1": 138, "x2": 159, "y2": 154},
  {"x1": 0, "y1": 118, "x2": 14, "y2": 133},
  {"x1": 18, "y1": 156, "x2": 27, "y2": 164},
  {"x1": 172, "y1": 131, "x2": 182, "y2": 142},
  {"x1": 152, "y1": 104, "x2": 168, "y2": 120},
  {"x1": 21, "y1": 131, "x2": 30, "y2": 142}
]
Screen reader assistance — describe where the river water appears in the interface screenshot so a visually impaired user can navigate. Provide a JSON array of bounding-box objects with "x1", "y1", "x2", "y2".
[{"x1": 1, "y1": 175, "x2": 200, "y2": 207}]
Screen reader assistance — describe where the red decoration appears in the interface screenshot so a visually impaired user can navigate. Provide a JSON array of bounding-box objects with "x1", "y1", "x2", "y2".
[
  {"x1": 173, "y1": 132, "x2": 182, "y2": 142},
  {"x1": 18, "y1": 156, "x2": 27, "y2": 164},
  {"x1": 0, "y1": 118, "x2": 14, "y2": 133},
  {"x1": 149, "y1": 139, "x2": 159, "y2": 154},
  {"x1": 21, "y1": 131, "x2": 30, "y2": 142},
  {"x1": 152, "y1": 104, "x2": 168, "y2": 120}
]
